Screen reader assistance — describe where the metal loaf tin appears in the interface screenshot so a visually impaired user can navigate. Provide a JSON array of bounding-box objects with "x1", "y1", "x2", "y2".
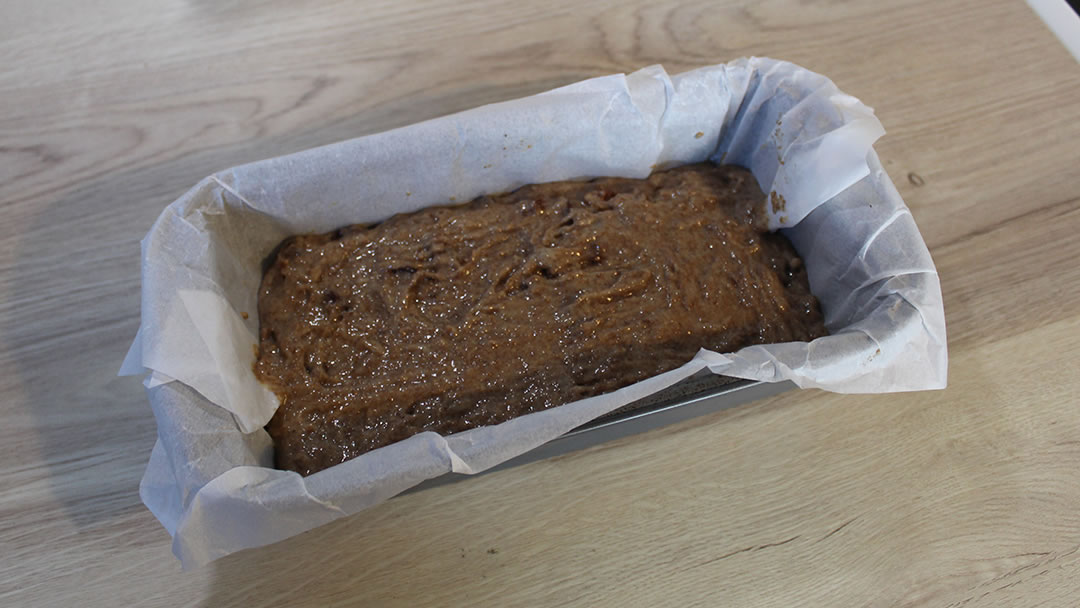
[
  {"x1": 125, "y1": 58, "x2": 946, "y2": 567},
  {"x1": 411, "y1": 374, "x2": 792, "y2": 492}
]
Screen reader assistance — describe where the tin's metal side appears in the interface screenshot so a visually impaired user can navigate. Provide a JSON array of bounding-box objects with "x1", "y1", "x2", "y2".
[{"x1": 408, "y1": 378, "x2": 796, "y2": 493}]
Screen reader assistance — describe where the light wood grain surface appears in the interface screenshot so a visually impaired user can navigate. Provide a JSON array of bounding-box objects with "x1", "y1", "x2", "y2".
[{"x1": 3, "y1": 0, "x2": 1080, "y2": 606}]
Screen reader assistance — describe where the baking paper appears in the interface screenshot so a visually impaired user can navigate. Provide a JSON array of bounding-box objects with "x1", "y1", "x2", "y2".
[{"x1": 120, "y1": 57, "x2": 947, "y2": 567}]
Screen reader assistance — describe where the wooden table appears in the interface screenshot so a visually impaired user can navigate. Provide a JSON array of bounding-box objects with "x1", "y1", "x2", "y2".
[{"x1": 3, "y1": 0, "x2": 1079, "y2": 605}]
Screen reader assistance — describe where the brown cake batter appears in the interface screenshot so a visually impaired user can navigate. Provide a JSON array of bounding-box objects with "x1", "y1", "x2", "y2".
[{"x1": 255, "y1": 164, "x2": 827, "y2": 475}]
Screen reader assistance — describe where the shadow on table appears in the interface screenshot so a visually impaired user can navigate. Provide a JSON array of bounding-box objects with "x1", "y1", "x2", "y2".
[{"x1": 196, "y1": 482, "x2": 529, "y2": 607}]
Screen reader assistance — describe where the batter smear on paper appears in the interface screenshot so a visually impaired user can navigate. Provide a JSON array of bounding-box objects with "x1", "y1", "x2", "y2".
[{"x1": 255, "y1": 163, "x2": 827, "y2": 475}]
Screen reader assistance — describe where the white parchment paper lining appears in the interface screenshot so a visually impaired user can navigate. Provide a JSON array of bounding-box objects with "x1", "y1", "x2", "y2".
[{"x1": 121, "y1": 58, "x2": 947, "y2": 568}]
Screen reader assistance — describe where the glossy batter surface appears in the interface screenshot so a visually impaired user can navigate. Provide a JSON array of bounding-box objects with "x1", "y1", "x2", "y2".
[{"x1": 256, "y1": 164, "x2": 826, "y2": 475}]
